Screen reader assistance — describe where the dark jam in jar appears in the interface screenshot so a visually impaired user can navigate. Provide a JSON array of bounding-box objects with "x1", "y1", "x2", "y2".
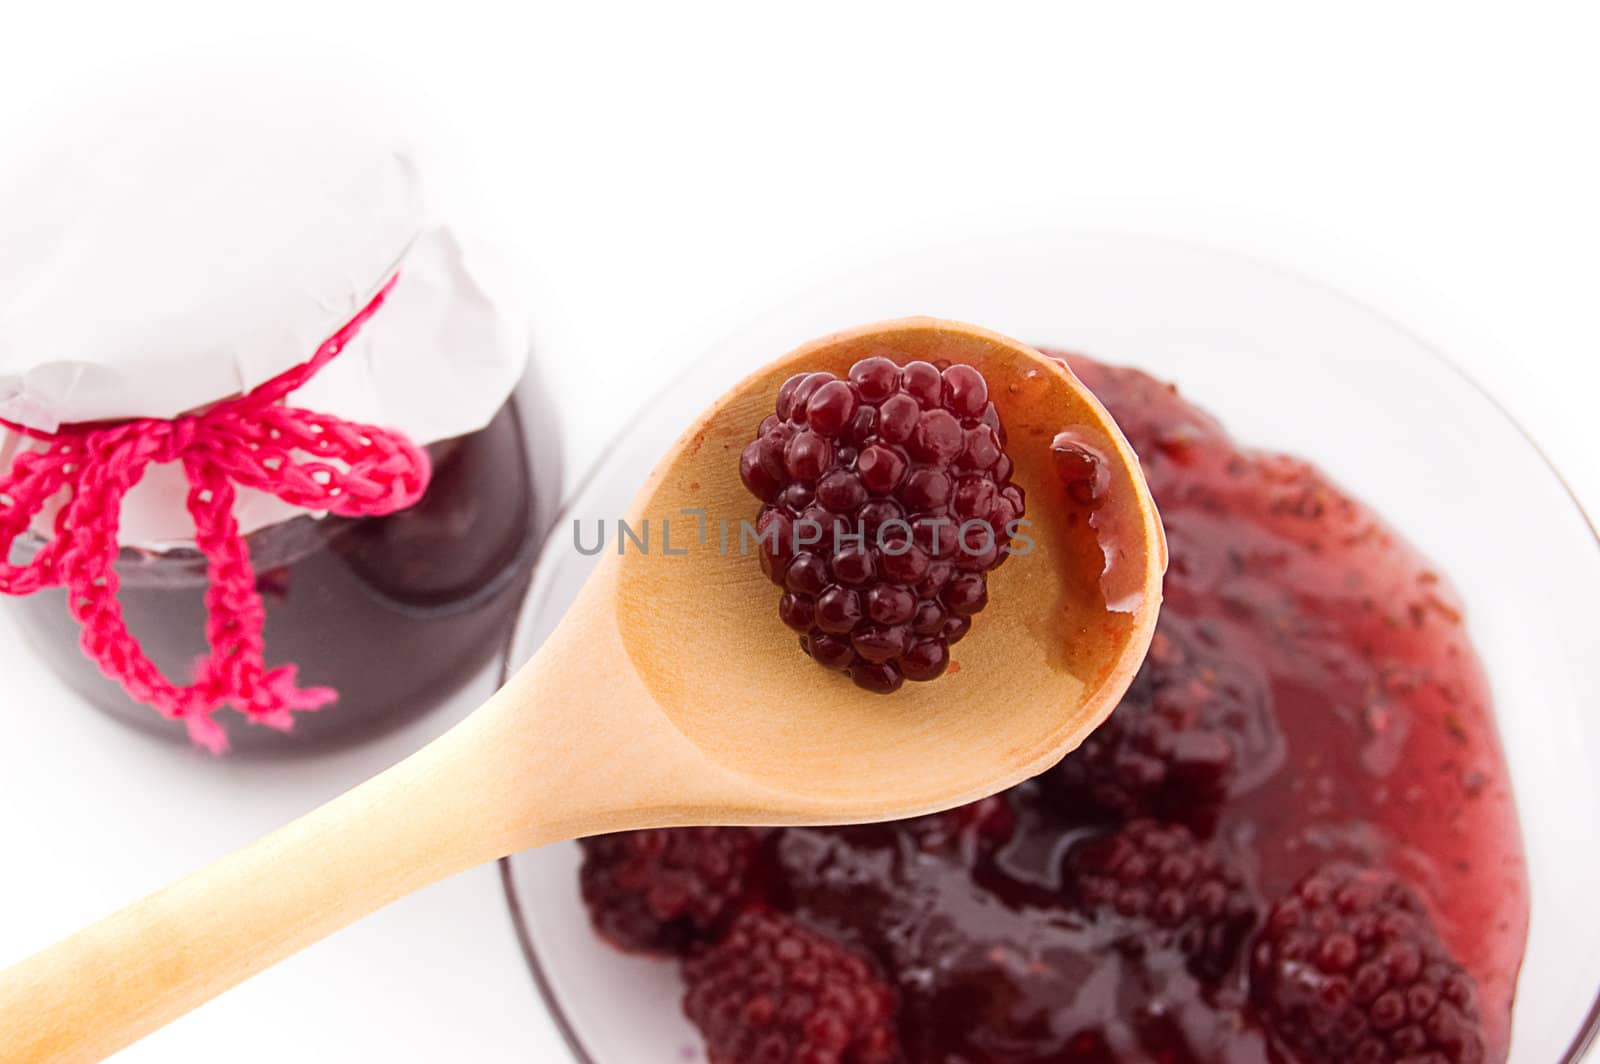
[
  {"x1": 575, "y1": 354, "x2": 1528, "y2": 1064},
  {"x1": 8, "y1": 387, "x2": 559, "y2": 754}
]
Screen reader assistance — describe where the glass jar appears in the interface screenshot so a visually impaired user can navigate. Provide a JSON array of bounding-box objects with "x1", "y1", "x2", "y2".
[{"x1": 4, "y1": 370, "x2": 560, "y2": 754}]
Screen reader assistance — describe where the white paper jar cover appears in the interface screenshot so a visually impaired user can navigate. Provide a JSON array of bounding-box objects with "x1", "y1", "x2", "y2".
[{"x1": 0, "y1": 95, "x2": 530, "y2": 548}]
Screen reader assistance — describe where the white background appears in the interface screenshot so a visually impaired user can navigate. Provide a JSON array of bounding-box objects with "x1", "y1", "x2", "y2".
[{"x1": 1, "y1": 4, "x2": 1597, "y2": 1060}]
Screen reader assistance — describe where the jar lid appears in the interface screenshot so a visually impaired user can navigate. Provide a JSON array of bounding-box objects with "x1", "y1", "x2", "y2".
[{"x1": 0, "y1": 94, "x2": 530, "y2": 545}]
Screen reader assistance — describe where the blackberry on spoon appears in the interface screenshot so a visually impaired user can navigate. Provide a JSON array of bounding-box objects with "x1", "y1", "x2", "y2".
[{"x1": 742, "y1": 357, "x2": 1026, "y2": 693}]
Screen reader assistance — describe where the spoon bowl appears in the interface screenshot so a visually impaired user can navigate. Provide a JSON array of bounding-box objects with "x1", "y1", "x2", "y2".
[
  {"x1": 612, "y1": 317, "x2": 1165, "y2": 817},
  {"x1": 0, "y1": 317, "x2": 1163, "y2": 1063}
]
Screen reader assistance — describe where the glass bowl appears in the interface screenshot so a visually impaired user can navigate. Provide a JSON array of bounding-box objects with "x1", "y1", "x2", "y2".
[{"x1": 500, "y1": 232, "x2": 1600, "y2": 1063}]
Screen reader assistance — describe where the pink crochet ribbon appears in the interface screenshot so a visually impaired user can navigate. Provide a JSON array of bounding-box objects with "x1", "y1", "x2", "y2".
[{"x1": 0, "y1": 275, "x2": 431, "y2": 752}]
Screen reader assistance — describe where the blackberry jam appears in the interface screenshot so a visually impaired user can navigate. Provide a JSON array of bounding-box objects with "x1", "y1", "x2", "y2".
[
  {"x1": 7, "y1": 383, "x2": 560, "y2": 754},
  {"x1": 577, "y1": 352, "x2": 1528, "y2": 1064}
]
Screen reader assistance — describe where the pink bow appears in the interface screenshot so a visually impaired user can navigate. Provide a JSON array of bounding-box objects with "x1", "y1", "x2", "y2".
[{"x1": 0, "y1": 275, "x2": 431, "y2": 752}]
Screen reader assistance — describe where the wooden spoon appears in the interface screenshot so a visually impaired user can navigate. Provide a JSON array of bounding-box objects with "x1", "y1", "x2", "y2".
[{"x1": 0, "y1": 317, "x2": 1165, "y2": 1062}]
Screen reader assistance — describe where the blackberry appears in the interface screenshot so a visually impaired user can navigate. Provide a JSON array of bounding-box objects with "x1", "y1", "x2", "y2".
[
  {"x1": 1045, "y1": 614, "x2": 1280, "y2": 831},
  {"x1": 740, "y1": 357, "x2": 1024, "y2": 693},
  {"x1": 1066, "y1": 819, "x2": 1258, "y2": 981},
  {"x1": 577, "y1": 827, "x2": 760, "y2": 956},
  {"x1": 1252, "y1": 863, "x2": 1485, "y2": 1064},
  {"x1": 903, "y1": 794, "x2": 1017, "y2": 857},
  {"x1": 683, "y1": 908, "x2": 902, "y2": 1064}
]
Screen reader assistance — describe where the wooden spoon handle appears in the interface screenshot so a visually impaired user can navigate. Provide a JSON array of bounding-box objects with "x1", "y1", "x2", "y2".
[
  {"x1": 0, "y1": 723, "x2": 506, "y2": 1064},
  {"x1": 0, "y1": 595, "x2": 750, "y2": 1062}
]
